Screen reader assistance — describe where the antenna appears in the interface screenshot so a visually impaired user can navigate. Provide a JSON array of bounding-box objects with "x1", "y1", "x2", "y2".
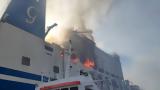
[{"x1": 45, "y1": 23, "x2": 58, "y2": 37}]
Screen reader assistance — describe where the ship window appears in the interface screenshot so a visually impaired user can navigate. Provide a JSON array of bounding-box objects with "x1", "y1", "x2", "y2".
[
  {"x1": 44, "y1": 45, "x2": 53, "y2": 52},
  {"x1": 61, "y1": 88, "x2": 68, "y2": 90},
  {"x1": 22, "y1": 56, "x2": 30, "y2": 66},
  {"x1": 85, "y1": 88, "x2": 92, "y2": 90},
  {"x1": 70, "y1": 87, "x2": 78, "y2": 90},
  {"x1": 53, "y1": 66, "x2": 59, "y2": 73},
  {"x1": 85, "y1": 85, "x2": 93, "y2": 90},
  {"x1": 46, "y1": 52, "x2": 52, "y2": 56}
]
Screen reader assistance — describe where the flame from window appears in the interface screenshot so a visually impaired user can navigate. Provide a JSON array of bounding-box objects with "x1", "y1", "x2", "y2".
[{"x1": 83, "y1": 59, "x2": 95, "y2": 69}]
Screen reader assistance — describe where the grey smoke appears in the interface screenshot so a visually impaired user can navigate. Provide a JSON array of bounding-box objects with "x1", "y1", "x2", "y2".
[
  {"x1": 45, "y1": 0, "x2": 112, "y2": 44},
  {"x1": 0, "y1": 0, "x2": 11, "y2": 19},
  {"x1": 68, "y1": 31, "x2": 96, "y2": 63},
  {"x1": 45, "y1": 0, "x2": 112, "y2": 63}
]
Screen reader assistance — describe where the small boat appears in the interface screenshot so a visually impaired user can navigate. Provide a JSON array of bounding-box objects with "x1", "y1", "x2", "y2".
[{"x1": 36, "y1": 76, "x2": 99, "y2": 90}]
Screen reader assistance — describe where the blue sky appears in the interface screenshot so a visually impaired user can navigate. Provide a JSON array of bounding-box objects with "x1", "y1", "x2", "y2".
[{"x1": 94, "y1": 0, "x2": 160, "y2": 89}]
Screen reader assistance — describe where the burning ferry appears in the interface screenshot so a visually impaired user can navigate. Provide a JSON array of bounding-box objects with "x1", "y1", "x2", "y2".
[{"x1": 0, "y1": 0, "x2": 125, "y2": 90}]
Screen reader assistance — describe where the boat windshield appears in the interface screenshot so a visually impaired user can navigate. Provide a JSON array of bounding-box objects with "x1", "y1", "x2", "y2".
[{"x1": 51, "y1": 86, "x2": 78, "y2": 90}]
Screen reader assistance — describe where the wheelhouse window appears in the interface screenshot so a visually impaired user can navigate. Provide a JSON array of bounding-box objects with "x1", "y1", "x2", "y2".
[
  {"x1": 85, "y1": 88, "x2": 93, "y2": 90},
  {"x1": 61, "y1": 88, "x2": 68, "y2": 90},
  {"x1": 70, "y1": 87, "x2": 78, "y2": 90}
]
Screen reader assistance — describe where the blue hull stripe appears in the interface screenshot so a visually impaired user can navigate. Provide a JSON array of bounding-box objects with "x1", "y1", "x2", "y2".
[
  {"x1": 0, "y1": 79, "x2": 35, "y2": 90},
  {"x1": 0, "y1": 66, "x2": 42, "y2": 81}
]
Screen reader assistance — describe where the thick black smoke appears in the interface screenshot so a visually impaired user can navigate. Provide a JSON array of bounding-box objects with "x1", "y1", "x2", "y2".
[{"x1": 56, "y1": 30, "x2": 96, "y2": 65}]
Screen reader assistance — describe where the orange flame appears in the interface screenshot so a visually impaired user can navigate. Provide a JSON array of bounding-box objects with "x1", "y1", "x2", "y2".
[{"x1": 83, "y1": 59, "x2": 95, "y2": 69}]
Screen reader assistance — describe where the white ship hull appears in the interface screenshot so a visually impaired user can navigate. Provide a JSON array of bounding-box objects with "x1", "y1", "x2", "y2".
[{"x1": 0, "y1": 22, "x2": 59, "y2": 90}]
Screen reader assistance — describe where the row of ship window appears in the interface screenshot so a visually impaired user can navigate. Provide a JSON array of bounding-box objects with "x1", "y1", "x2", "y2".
[
  {"x1": 23, "y1": 45, "x2": 122, "y2": 88},
  {"x1": 22, "y1": 57, "x2": 121, "y2": 80},
  {"x1": 22, "y1": 56, "x2": 60, "y2": 74},
  {"x1": 21, "y1": 44, "x2": 54, "y2": 66},
  {"x1": 97, "y1": 68, "x2": 122, "y2": 79},
  {"x1": 52, "y1": 86, "x2": 93, "y2": 90}
]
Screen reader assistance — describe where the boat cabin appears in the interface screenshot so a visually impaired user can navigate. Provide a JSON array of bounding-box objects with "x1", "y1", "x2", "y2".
[{"x1": 37, "y1": 76, "x2": 99, "y2": 90}]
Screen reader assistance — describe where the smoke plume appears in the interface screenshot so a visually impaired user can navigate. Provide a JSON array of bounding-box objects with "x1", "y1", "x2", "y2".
[
  {"x1": 0, "y1": 0, "x2": 11, "y2": 19},
  {"x1": 45, "y1": 0, "x2": 112, "y2": 45},
  {"x1": 45, "y1": 0, "x2": 112, "y2": 63}
]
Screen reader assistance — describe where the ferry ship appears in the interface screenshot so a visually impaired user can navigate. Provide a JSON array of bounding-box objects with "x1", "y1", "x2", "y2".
[{"x1": 0, "y1": 0, "x2": 125, "y2": 90}]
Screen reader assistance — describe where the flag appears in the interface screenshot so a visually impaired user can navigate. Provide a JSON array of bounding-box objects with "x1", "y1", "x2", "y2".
[{"x1": 2, "y1": 0, "x2": 46, "y2": 38}]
